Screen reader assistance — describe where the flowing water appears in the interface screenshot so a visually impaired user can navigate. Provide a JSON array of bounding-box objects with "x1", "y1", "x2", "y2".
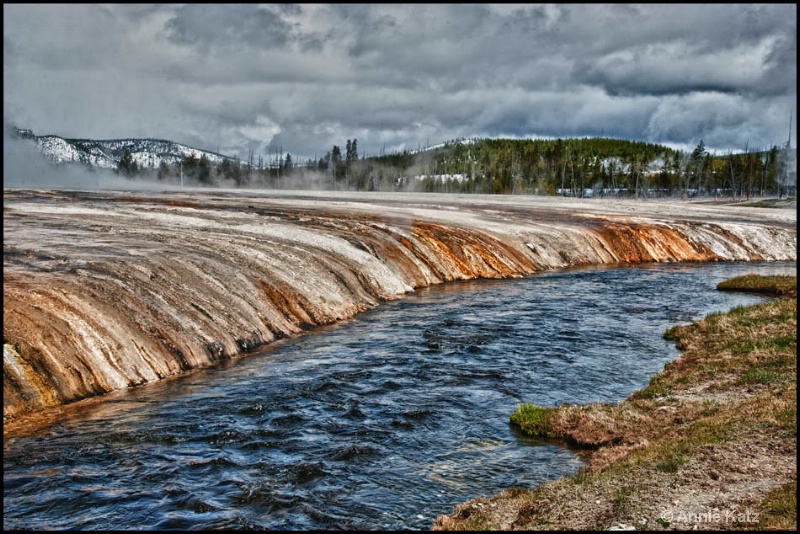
[{"x1": 3, "y1": 261, "x2": 795, "y2": 530}]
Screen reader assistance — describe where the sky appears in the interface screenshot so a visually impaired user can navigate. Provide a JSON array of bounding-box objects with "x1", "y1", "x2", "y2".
[{"x1": 4, "y1": 3, "x2": 797, "y2": 162}]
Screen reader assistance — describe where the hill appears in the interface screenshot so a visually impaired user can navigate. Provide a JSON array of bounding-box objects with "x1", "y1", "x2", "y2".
[{"x1": 11, "y1": 127, "x2": 232, "y2": 170}]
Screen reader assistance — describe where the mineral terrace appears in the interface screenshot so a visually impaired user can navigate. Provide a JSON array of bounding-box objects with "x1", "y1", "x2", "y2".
[{"x1": 3, "y1": 188, "x2": 796, "y2": 427}]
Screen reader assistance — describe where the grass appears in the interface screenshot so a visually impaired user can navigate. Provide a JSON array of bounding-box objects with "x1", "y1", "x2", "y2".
[
  {"x1": 736, "y1": 198, "x2": 797, "y2": 209},
  {"x1": 434, "y1": 275, "x2": 797, "y2": 531},
  {"x1": 758, "y1": 481, "x2": 797, "y2": 530},
  {"x1": 509, "y1": 403, "x2": 556, "y2": 438},
  {"x1": 717, "y1": 274, "x2": 796, "y2": 297}
]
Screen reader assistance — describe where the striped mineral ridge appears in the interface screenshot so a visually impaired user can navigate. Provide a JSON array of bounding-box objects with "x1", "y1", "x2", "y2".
[{"x1": 3, "y1": 189, "x2": 796, "y2": 427}]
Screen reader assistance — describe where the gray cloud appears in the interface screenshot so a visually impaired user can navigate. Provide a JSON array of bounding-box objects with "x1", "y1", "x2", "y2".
[
  {"x1": 164, "y1": 4, "x2": 296, "y2": 51},
  {"x1": 3, "y1": 4, "x2": 795, "y2": 163}
]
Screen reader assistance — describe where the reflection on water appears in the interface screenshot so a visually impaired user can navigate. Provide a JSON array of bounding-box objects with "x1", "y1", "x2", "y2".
[{"x1": 3, "y1": 261, "x2": 794, "y2": 530}]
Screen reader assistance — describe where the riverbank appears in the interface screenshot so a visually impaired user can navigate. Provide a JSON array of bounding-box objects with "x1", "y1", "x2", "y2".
[{"x1": 433, "y1": 274, "x2": 797, "y2": 530}]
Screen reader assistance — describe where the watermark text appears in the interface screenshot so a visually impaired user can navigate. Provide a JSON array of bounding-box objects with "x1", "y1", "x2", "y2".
[{"x1": 659, "y1": 508, "x2": 759, "y2": 526}]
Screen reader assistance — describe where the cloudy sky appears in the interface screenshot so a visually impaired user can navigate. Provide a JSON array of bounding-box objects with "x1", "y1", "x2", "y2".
[{"x1": 4, "y1": 4, "x2": 796, "y2": 161}]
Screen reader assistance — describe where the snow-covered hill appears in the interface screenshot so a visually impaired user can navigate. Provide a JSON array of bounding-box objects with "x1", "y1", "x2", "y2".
[{"x1": 12, "y1": 128, "x2": 233, "y2": 169}]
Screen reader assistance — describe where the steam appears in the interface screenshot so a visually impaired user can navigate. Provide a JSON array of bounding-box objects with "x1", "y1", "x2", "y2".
[
  {"x1": 2, "y1": 123, "x2": 173, "y2": 191},
  {"x1": 1, "y1": 121, "x2": 409, "y2": 193}
]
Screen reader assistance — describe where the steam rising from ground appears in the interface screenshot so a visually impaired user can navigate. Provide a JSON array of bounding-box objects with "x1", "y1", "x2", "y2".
[
  {"x1": 2, "y1": 122, "x2": 409, "y2": 193},
  {"x1": 3, "y1": 124, "x2": 177, "y2": 190}
]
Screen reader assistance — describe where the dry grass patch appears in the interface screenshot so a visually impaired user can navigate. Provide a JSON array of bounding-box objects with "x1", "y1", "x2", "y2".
[{"x1": 756, "y1": 480, "x2": 797, "y2": 530}]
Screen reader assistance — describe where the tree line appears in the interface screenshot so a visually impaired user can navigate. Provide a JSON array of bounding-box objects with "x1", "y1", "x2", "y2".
[{"x1": 117, "y1": 136, "x2": 796, "y2": 199}]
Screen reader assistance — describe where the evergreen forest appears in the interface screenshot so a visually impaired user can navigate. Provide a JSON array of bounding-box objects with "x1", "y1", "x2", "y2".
[{"x1": 122, "y1": 136, "x2": 796, "y2": 199}]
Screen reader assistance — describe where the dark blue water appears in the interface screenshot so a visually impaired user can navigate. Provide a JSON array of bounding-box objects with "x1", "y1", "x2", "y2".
[{"x1": 3, "y1": 261, "x2": 795, "y2": 530}]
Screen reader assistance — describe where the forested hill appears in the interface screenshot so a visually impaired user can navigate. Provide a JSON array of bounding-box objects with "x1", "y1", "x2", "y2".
[
  {"x1": 370, "y1": 137, "x2": 684, "y2": 195},
  {"x1": 367, "y1": 137, "x2": 795, "y2": 197}
]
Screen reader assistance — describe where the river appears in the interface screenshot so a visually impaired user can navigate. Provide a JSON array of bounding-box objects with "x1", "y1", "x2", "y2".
[{"x1": 3, "y1": 261, "x2": 795, "y2": 530}]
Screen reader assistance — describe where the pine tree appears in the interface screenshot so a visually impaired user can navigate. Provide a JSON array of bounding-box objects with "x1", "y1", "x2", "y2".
[
  {"x1": 346, "y1": 139, "x2": 359, "y2": 164},
  {"x1": 197, "y1": 155, "x2": 211, "y2": 185},
  {"x1": 117, "y1": 148, "x2": 138, "y2": 177},
  {"x1": 157, "y1": 160, "x2": 170, "y2": 180},
  {"x1": 332, "y1": 145, "x2": 343, "y2": 185},
  {"x1": 689, "y1": 140, "x2": 707, "y2": 196},
  {"x1": 283, "y1": 153, "x2": 293, "y2": 176}
]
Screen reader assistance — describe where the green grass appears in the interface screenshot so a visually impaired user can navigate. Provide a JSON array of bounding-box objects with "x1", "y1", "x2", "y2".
[
  {"x1": 717, "y1": 274, "x2": 796, "y2": 297},
  {"x1": 758, "y1": 481, "x2": 797, "y2": 530},
  {"x1": 510, "y1": 403, "x2": 556, "y2": 437},
  {"x1": 738, "y1": 368, "x2": 782, "y2": 385}
]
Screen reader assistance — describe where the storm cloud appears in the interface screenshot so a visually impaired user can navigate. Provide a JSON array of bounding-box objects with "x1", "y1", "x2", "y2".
[{"x1": 3, "y1": 4, "x2": 796, "y2": 162}]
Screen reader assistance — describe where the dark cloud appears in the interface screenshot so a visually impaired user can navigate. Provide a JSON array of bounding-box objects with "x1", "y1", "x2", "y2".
[
  {"x1": 762, "y1": 33, "x2": 798, "y2": 97},
  {"x1": 3, "y1": 4, "x2": 795, "y2": 162},
  {"x1": 164, "y1": 4, "x2": 296, "y2": 51},
  {"x1": 3, "y1": 4, "x2": 123, "y2": 70}
]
